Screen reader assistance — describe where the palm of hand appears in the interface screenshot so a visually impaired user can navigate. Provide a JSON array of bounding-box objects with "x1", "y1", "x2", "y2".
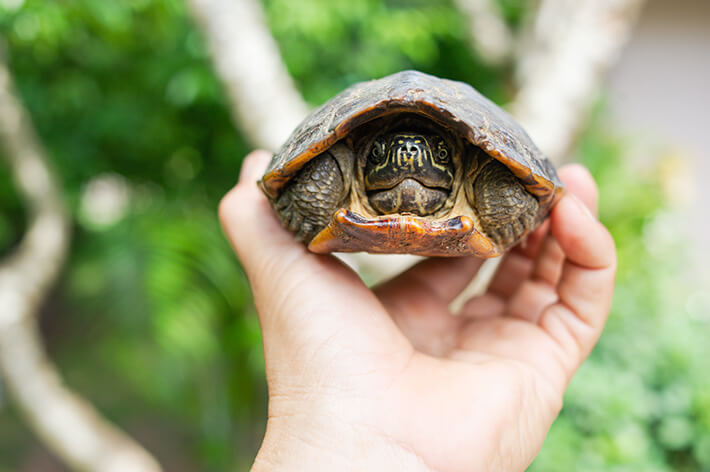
[{"x1": 221, "y1": 151, "x2": 616, "y2": 472}]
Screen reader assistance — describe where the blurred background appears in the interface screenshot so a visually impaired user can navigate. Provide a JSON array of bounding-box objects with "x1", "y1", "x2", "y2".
[{"x1": 0, "y1": 0, "x2": 708, "y2": 470}]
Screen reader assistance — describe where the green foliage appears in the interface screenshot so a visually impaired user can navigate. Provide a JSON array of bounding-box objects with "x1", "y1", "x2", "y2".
[
  {"x1": 0, "y1": 0, "x2": 258, "y2": 467},
  {"x1": 0, "y1": 1, "x2": 707, "y2": 471},
  {"x1": 0, "y1": 163, "x2": 24, "y2": 254},
  {"x1": 263, "y1": 0, "x2": 512, "y2": 104}
]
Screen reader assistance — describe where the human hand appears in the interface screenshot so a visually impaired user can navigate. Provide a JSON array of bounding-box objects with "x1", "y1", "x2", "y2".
[{"x1": 220, "y1": 150, "x2": 616, "y2": 472}]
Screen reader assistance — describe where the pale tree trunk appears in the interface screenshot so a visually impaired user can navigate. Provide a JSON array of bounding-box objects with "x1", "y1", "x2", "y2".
[
  {"x1": 453, "y1": 0, "x2": 514, "y2": 65},
  {"x1": 187, "y1": 0, "x2": 309, "y2": 152},
  {"x1": 511, "y1": 0, "x2": 647, "y2": 163},
  {"x1": 0, "y1": 61, "x2": 162, "y2": 472}
]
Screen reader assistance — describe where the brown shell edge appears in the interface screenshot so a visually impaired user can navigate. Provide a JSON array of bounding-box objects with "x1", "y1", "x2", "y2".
[{"x1": 308, "y1": 210, "x2": 499, "y2": 257}]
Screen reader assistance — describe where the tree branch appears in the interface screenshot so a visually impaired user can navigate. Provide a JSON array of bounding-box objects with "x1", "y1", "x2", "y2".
[
  {"x1": 453, "y1": 0, "x2": 514, "y2": 65},
  {"x1": 187, "y1": 0, "x2": 309, "y2": 152},
  {"x1": 510, "y1": 0, "x2": 647, "y2": 162},
  {"x1": 0, "y1": 60, "x2": 162, "y2": 472}
]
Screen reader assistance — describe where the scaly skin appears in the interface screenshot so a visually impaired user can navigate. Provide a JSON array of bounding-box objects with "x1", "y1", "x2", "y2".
[
  {"x1": 472, "y1": 158, "x2": 540, "y2": 250},
  {"x1": 274, "y1": 152, "x2": 345, "y2": 243}
]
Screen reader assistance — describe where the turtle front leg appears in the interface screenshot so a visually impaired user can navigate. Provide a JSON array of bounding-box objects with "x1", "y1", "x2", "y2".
[
  {"x1": 274, "y1": 151, "x2": 347, "y2": 243},
  {"x1": 469, "y1": 158, "x2": 539, "y2": 250}
]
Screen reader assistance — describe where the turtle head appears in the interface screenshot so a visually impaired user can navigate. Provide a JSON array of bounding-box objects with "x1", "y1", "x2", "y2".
[{"x1": 364, "y1": 132, "x2": 454, "y2": 215}]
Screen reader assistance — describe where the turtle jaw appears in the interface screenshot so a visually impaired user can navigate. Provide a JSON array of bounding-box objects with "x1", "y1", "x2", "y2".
[
  {"x1": 307, "y1": 209, "x2": 500, "y2": 257},
  {"x1": 367, "y1": 178, "x2": 449, "y2": 216}
]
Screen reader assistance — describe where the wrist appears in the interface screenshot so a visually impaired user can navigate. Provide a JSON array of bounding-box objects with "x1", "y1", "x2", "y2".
[
  {"x1": 251, "y1": 406, "x2": 431, "y2": 472},
  {"x1": 252, "y1": 415, "x2": 347, "y2": 472}
]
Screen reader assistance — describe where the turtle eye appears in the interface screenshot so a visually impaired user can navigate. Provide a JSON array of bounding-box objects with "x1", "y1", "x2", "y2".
[
  {"x1": 437, "y1": 143, "x2": 449, "y2": 163},
  {"x1": 370, "y1": 140, "x2": 385, "y2": 162}
]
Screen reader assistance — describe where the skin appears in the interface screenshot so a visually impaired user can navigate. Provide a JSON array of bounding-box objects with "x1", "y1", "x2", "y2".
[{"x1": 220, "y1": 150, "x2": 617, "y2": 472}]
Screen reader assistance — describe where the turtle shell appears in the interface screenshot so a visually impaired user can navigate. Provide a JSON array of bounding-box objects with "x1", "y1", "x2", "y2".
[
  {"x1": 260, "y1": 70, "x2": 563, "y2": 257},
  {"x1": 262, "y1": 70, "x2": 562, "y2": 207}
]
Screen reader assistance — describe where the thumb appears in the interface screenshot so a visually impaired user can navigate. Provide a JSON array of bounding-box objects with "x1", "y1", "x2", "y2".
[
  {"x1": 219, "y1": 151, "x2": 397, "y2": 347},
  {"x1": 219, "y1": 150, "x2": 306, "y2": 276}
]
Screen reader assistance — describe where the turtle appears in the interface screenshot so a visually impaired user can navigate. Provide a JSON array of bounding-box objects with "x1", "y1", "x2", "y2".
[{"x1": 260, "y1": 70, "x2": 563, "y2": 257}]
